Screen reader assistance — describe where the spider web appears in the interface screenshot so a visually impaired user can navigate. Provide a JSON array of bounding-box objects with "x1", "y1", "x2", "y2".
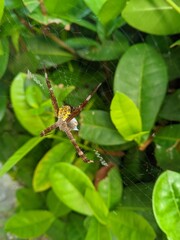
[{"x1": 29, "y1": 34, "x2": 159, "y2": 202}]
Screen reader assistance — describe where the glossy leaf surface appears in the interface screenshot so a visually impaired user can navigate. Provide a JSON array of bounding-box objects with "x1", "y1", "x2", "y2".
[
  {"x1": 108, "y1": 210, "x2": 156, "y2": 239},
  {"x1": 11, "y1": 73, "x2": 53, "y2": 135},
  {"x1": 0, "y1": 137, "x2": 43, "y2": 177},
  {"x1": 114, "y1": 43, "x2": 168, "y2": 132},
  {"x1": 45, "y1": 0, "x2": 85, "y2": 16},
  {"x1": 122, "y1": 0, "x2": 180, "y2": 35},
  {"x1": 110, "y1": 92, "x2": 143, "y2": 143},
  {"x1": 159, "y1": 89, "x2": 180, "y2": 121},
  {"x1": 153, "y1": 170, "x2": 180, "y2": 240},
  {"x1": 22, "y1": 0, "x2": 39, "y2": 12},
  {"x1": 84, "y1": 0, "x2": 106, "y2": 15},
  {"x1": 16, "y1": 188, "x2": 44, "y2": 210},
  {"x1": 49, "y1": 162, "x2": 94, "y2": 215},
  {"x1": 78, "y1": 39, "x2": 129, "y2": 61},
  {"x1": 46, "y1": 190, "x2": 71, "y2": 217},
  {"x1": 0, "y1": 38, "x2": 9, "y2": 78},
  {"x1": 26, "y1": 37, "x2": 74, "y2": 66},
  {"x1": 98, "y1": 167, "x2": 123, "y2": 209},
  {"x1": 85, "y1": 187, "x2": 109, "y2": 224},
  {"x1": 5, "y1": 210, "x2": 55, "y2": 238},
  {"x1": 85, "y1": 217, "x2": 111, "y2": 240},
  {"x1": 0, "y1": 86, "x2": 7, "y2": 121},
  {"x1": 154, "y1": 124, "x2": 180, "y2": 171},
  {"x1": 80, "y1": 110, "x2": 126, "y2": 145},
  {"x1": 33, "y1": 142, "x2": 75, "y2": 192},
  {"x1": 98, "y1": 0, "x2": 126, "y2": 25},
  {"x1": 0, "y1": 0, "x2": 4, "y2": 22},
  {"x1": 65, "y1": 213, "x2": 86, "y2": 240}
]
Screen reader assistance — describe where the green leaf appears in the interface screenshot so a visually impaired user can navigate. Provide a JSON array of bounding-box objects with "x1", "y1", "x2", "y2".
[
  {"x1": 153, "y1": 170, "x2": 180, "y2": 240},
  {"x1": 85, "y1": 217, "x2": 111, "y2": 240},
  {"x1": 154, "y1": 124, "x2": 180, "y2": 171},
  {"x1": 54, "y1": 85, "x2": 75, "y2": 107},
  {"x1": 11, "y1": 30, "x2": 20, "y2": 52},
  {"x1": 49, "y1": 162, "x2": 94, "y2": 215},
  {"x1": 0, "y1": 38, "x2": 9, "y2": 78},
  {"x1": 46, "y1": 190, "x2": 71, "y2": 217},
  {"x1": 165, "y1": 47, "x2": 180, "y2": 80},
  {"x1": 121, "y1": 183, "x2": 161, "y2": 237},
  {"x1": 22, "y1": 0, "x2": 39, "y2": 12},
  {"x1": 122, "y1": 0, "x2": 180, "y2": 35},
  {"x1": 5, "y1": 0, "x2": 23, "y2": 9},
  {"x1": 114, "y1": 43, "x2": 168, "y2": 132},
  {"x1": 171, "y1": 39, "x2": 180, "y2": 48},
  {"x1": 9, "y1": 52, "x2": 39, "y2": 74},
  {"x1": 121, "y1": 148, "x2": 145, "y2": 182},
  {"x1": 25, "y1": 85, "x2": 43, "y2": 108},
  {"x1": 146, "y1": 35, "x2": 172, "y2": 53},
  {"x1": 45, "y1": 0, "x2": 85, "y2": 15},
  {"x1": 108, "y1": 209, "x2": 156, "y2": 240},
  {"x1": 28, "y1": 7, "x2": 67, "y2": 25},
  {"x1": 0, "y1": 137, "x2": 43, "y2": 177},
  {"x1": 68, "y1": 17, "x2": 96, "y2": 31},
  {"x1": 98, "y1": 167, "x2": 123, "y2": 210},
  {"x1": 159, "y1": 89, "x2": 180, "y2": 121},
  {"x1": 0, "y1": 0, "x2": 4, "y2": 23},
  {"x1": 98, "y1": 0, "x2": 126, "y2": 25},
  {"x1": 66, "y1": 37, "x2": 99, "y2": 49},
  {"x1": 166, "y1": 0, "x2": 180, "y2": 14},
  {"x1": 33, "y1": 142, "x2": 75, "y2": 192},
  {"x1": 85, "y1": 188, "x2": 109, "y2": 224},
  {"x1": 79, "y1": 110, "x2": 126, "y2": 146},
  {"x1": 65, "y1": 213, "x2": 86, "y2": 240},
  {"x1": 110, "y1": 92, "x2": 143, "y2": 143},
  {"x1": 47, "y1": 219, "x2": 66, "y2": 240},
  {"x1": 16, "y1": 188, "x2": 44, "y2": 210},
  {"x1": 25, "y1": 37, "x2": 74, "y2": 66},
  {"x1": 78, "y1": 39, "x2": 129, "y2": 61},
  {"x1": 5, "y1": 210, "x2": 55, "y2": 238},
  {"x1": 122, "y1": 183, "x2": 153, "y2": 208},
  {"x1": 84, "y1": 0, "x2": 106, "y2": 15},
  {"x1": 0, "y1": 86, "x2": 7, "y2": 121},
  {"x1": 10, "y1": 72, "x2": 53, "y2": 135}
]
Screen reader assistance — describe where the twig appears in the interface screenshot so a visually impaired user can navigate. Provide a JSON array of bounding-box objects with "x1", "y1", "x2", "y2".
[
  {"x1": 14, "y1": 11, "x2": 77, "y2": 56},
  {"x1": 139, "y1": 135, "x2": 153, "y2": 151},
  {"x1": 96, "y1": 147, "x2": 124, "y2": 157},
  {"x1": 42, "y1": 28, "x2": 77, "y2": 56},
  {"x1": 39, "y1": 0, "x2": 47, "y2": 15}
]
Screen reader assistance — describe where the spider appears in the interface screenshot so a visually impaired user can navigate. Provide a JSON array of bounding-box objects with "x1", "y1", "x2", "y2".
[{"x1": 40, "y1": 68, "x2": 102, "y2": 163}]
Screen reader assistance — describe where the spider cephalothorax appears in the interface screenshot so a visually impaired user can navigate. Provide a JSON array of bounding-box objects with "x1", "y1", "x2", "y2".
[{"x1": 58, "y1": 105, "x2": 71, "y2": 120}]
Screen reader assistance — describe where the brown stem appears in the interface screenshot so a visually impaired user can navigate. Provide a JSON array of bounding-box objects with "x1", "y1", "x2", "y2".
[
  {"x1": 43, "y1": 29, "x2": 77, "y2": 56},
  {"x1": 39, "y1": 0, "x2": 47, "y2": 15},
  {"x1": 96, "y1": 148, "x2": 125, "y2": 157},
  {"x1": 139, "y1": 135, "x2": 153, "y2": 151},
  {"x1": 139, "y1": 126, "x2": 162, "y2": 151},
  {"x1": 14, "y1": 11, "x2": 77, "y2": 56}
]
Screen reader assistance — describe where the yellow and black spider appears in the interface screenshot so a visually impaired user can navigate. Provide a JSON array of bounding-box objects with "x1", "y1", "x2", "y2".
[{"x1": 40, "y1": 68, "x2": 101, "y2": 163}]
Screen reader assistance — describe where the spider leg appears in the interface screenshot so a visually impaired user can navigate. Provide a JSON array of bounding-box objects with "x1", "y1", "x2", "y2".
[
  {"x1": 66, "y1": 82, "x2": 102, "y2": 122},
  {"x1": 62, "y1": 121, "x2": 93, "y2": 163},
  {"x1": 40, "y1": 122, "x2": 59, "y2": 136},
  {"x1": 44, "y1": 67, "x2": 59, "y2": 117}
]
